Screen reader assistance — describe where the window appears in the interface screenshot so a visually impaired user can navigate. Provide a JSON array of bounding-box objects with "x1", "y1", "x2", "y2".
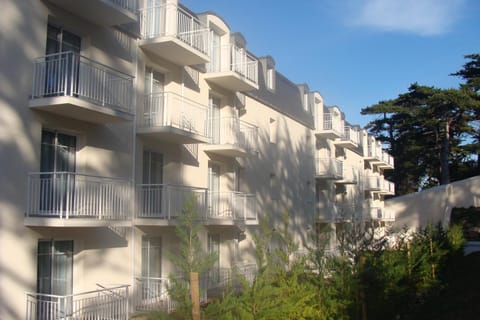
[
  {"x1": 46, "y1": 24, "x2": 81, "y2": 55},
  {"x1": 141, "y1": 151, "x2": 163, "y2": 217},
  {"x1": 303, "y1": 93, "x2": 309, "y2": 112},
  {"x1": 208, "y1": 96, "x2": 221, "y2": 144},
  {"x1": 266, "y1": 68, "x2": 275, "y2": 90},
  {"x1": 143, "y1": 151, "x2": 163, "y2": 185},
  {"x1": 209, "y1": 30, "x2": 221, "y2": 72},
  {"x1": 208, "y1": 164, "x2": 221, "y2": 218},
  {"x1": 140, "y1": 236, "x2": 163, "y2": 302},
  {"x1": 208, "y1": 233, "x2": 220, "y2": 284},
  {"x1": 39, "y1": 130, "x2": 76, "y2": 214},
  {"x1": 45, "y1": 24, "x2": 81, "y2": 97},
  {"x1": 37, "y1": 240, "x2": 73, "y2": 296},
  {"x1": 144, "y1": 68, "x2": 164, "y2": 126},
  {"x1": 141, "y1": 236, "x2": 162, "y2": 279}
]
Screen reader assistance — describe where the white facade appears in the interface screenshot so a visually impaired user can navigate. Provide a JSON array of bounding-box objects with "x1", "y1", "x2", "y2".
[{"x1": 0, "y1": 0, "x2": 394, "y2": 318}]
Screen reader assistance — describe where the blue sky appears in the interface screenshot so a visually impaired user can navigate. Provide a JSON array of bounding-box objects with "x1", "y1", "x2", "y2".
[{"x1": 181, "y1": 0, "x2": 480, "y2": 127}]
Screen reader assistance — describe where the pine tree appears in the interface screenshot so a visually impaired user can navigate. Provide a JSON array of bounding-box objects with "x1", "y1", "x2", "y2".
[{"x1": 167, "y1": 195, "x2": 217, "y2": 320}]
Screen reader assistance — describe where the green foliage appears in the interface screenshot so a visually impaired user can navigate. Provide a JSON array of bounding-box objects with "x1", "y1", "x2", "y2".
[
  {"x1": 166, "y1": 195, "x2": 217, "y2": 320},
  {"x1": 362, "y1": 53, "x2": 480, "y2": 194},
  {"x1": 202, "y1": 216, "x2": 465, "y2": 320},
  {"x1": 447, "y1": 224, "x2": 465, "y2": 252},
  {"x1": 204, "y1": 212, "x2": 322, "y2": 320}
]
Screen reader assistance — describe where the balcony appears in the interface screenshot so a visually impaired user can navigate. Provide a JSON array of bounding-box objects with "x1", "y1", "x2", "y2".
[
  {"x1": 364, "y1": 176, "x2": 394, "y2": 195},
  {"x1": 135, "y1": 184, "x2": 207, "y2": 225},
  {"x1": 203, "y1": 117, "x2": 258, "y2": 157},
  {"x1": 333, "y1": 126, "x2": 361, "y2": 150},
  {"x1": 335, "y1": 165, "x2": 358, "y2": 185},
  {"x1": 47, "y1": 0, "x2": 137, "y2": 26},
  {"x1": 204, "y1": 264, "x2": 257, "y2": 298},
  {"x1": 26, "y1": 172, "x2": 131, "y2": 227},
  {"x1": 206, "y1": 192, "x2": 257, "y2": 228},
  {"x1": 29, "y1": 52, "x2": 134, "y2": 124},
  {"x1": 137, "y1": 92, "x2": 210, "y2": 144},
  {"x1": 135, "y1": 277, "x2": 174, "y2": 313},
  {"x1": 335, "y1": 204, "x2": 360, "y2": 221},
  {"x1": 364, "y1": 175, "x2": 382, "y2": 192},
  {"x1": 26, "y1": 284, "x2": 129, "y2": 320},
  {"x1": 364, "y1": 142, "x2": 394, "y2": 170},
  {"x1": 205, "y1": 44, "x2": 259, "y2": 91},
  {"x1": 371, "y1": 150, "x2": 395, "y2": 169},
  {"x1": 367, "y1": 207, "x2": 395, "y2": 222},
  {"x1": 139, "y1": 4, "x2": 209, "y2": 66},
  {"x1": 315, "y1": 112, "x2": 343, "y2": 139},
  {"x1": 379, "y1": 179, "x2": 395, "y2": 195},
  {"x1": 315, "y1": 158, "x2": 343, "y2": 180},
  {"x1": 316, "y1": 204, "x2": 337, "y2": 222}
]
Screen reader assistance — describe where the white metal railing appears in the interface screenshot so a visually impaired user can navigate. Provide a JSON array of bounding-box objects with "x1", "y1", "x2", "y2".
[
  {"x1": 204, "y1": 263, "x2": 257, "y2": 289},
  {"x1": 111, "y1": 0, "x2": 137, "y2": 12},
  {"x1": 139, "y1": 92, "x2": 209, "y2": 138},
  {"x1": 315, "y1": 158, "x2": 343, "y2": 178},
  {"x1": 135, "y1": 277, "x2": 174, "y2": 312},
  {"x1": 316, "y1": 204, "x2": 337, "y2": 221},
  {"x1": 31, "y1": 52, "x2": 133, "y2": 113},
  {"x1": 368, "y1": 207, "x2": 395, "y2": 221},
  {"x1": 369, "y1": 207, "x2": 383, "y2": 220},
  {"x1": 136, "y1": 184, "x2": 207, "y2": 219},
  {"x1": 140, "y1": 4, "x2": 209, "y2": 55},
  {"x1": 341, "y1": 165, "x2": 358, "y2": 183},
  {"x1": 209, "y1": 116, "x2": 257, "y2": 151},
  {"x1": 381, "y1": 151, "x2": 394, "y2": 167},
  {"x1": 322, "y1": 112, "x2": 343, "y2": 135},
  {"x1": 207, "y1": 192, "x2": 256, "y2": 221},
  {"x1": 342, "y1": 126, "x2": 360, "y2": 145},
  {"x1": 366, "y1": 139, "x2": 383, "y2": 159},
  {"x1": 382, "y1": 179, "x2": 395, "y2": 194},
  {"x1": 364, "y1": 175, "x2": 382, "y2": 191},
  {"x1": 207, "y1": 44, "x2": 258, "y2": 84},
  {"x1": 27, "y1": 172, "x2": 131, "y2": 220},
  {"x1": 26, "y1": 284, "x2": 129, "y2": 320}
]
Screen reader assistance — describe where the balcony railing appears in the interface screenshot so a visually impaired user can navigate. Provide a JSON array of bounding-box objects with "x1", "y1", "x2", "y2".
[
  {"x1": 138, "y1": 92, "x2": 209, "y2": 138},
  {"x1": 342, "y1": 126, "x2": 360, "y2": 145},
  {"x1": 315, "y1": 158, "x2": 343, "y2": 178},
  {"x1": 381, "y1": 179, "x2": 395, "y2": 194},
  {"x1": 317, "y1": 204, "x2": 338, "y2": 221},
  {"x1": 111, "y1": 0, "x2": 137, "y2": 12},
  {"x1": 207, "y1": 192, "x2": 257, "y2": 221},
  {"x1": 204, "y1": 263, "x2": 257, "y2": 289},
  {"x1": 26, "y1": 284, "x2": 129, "y2": 320},
  {"x1": 136, "y1": 186, "x2": 256, "y2": 223},
  {"x1": 137, "y1": 184, "x2": 207, "y2": 219},
  {"x1": 31, "y1": 52, "x2": 133, "y2": 113},
  {"x1": 140, "y1": 4, "x2": 209, "y2": 55},
  {"x1": 364, "y1": 175, "x2": 382, "y2": 191},
  {"x1": 338, "y1": 165, "x2": 358, "y2": 183},
  {"x1": 27, "y1": 172, "x2": 131, "y2": 220},
  {"x1": 368, "y1": 207, "x2": 395, "y2": 221},
  {"x1": 322, "y1": 112, "x2": 343, "y2": 135},
  {"x1": 209, "y1": 116, "x2": 257, "y2": 152},
  {"x1": 207, "y1": 44, "x2": 258, "y2": 84},
  {"x1": 135, "y1": 277, "x2": 174, "y2": 312},
  {"x1": 381, "y1": 151, "x2": 395, "y2": 167}
]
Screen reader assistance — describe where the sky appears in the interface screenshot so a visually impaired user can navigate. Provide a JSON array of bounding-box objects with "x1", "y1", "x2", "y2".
[{"x1": 181, "y1": 0, "x2": 480, "y2": 127}]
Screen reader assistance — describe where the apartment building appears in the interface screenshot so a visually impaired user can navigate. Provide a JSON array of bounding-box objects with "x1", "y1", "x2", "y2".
[{"x1": 0, "y1": 0, "x2": 394, "y2": 318}]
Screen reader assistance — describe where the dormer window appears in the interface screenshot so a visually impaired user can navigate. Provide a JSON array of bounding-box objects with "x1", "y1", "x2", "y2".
[{"x1": 266, "y1": 67, "x2": 275, "y2": 90}]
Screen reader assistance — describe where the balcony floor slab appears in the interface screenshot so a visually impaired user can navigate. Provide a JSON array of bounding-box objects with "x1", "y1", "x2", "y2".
[{"x1": 29, "y1": 96, "x2": 133, "y2": 123}]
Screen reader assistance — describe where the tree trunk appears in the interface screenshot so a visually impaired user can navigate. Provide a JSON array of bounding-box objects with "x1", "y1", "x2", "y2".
[
  {"x1": 440, "y1": 121, "x2": 451, "y2": 184},
  {"x1": 190, "y1": 272, "x2": 200, "y2": 320}
]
